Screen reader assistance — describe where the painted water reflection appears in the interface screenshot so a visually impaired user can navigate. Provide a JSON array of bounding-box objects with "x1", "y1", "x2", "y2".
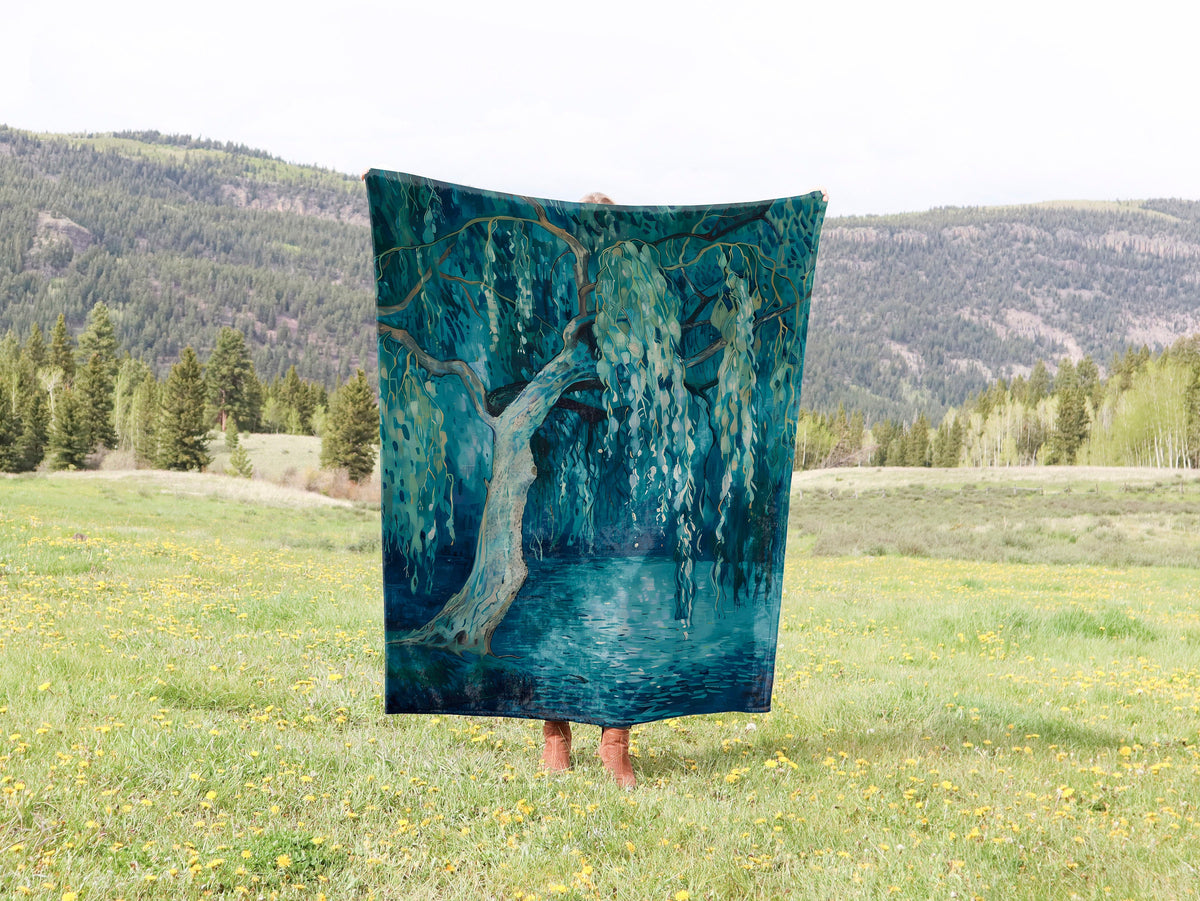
[{"x1": 385, "y1": 557, "x2": 781, "y2": 725}]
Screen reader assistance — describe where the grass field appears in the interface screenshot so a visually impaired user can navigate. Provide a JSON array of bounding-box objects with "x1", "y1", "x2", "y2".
[
  {"x1": 186, "y1": 432, "x2": 378, "y2": 501},
  {"x1": 2, "y1": 468, "x2": 1198, "y2": 900}
]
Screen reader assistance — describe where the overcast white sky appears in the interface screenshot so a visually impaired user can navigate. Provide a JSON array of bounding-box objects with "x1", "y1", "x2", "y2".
[{"x1": 4, "y1": 0, "x2": 1197, "y2": 216}]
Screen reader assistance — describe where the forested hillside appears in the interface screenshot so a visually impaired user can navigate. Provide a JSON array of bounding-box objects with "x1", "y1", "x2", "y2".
[
  {"x1": 808, "y1": 201, "x2": 1200, "y2": 420},
  {"x1": 2, "y1": 126, "x2": 1199, "y2": 418},
  {"x1": 0, "y1": 126, "x2": 372, "y2": 385}
]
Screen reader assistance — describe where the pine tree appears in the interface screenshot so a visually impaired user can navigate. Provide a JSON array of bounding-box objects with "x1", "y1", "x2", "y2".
[
  {"x1": 49, "y1": 314, "x2": 75, "y2": 385},
  {"x1": 226, "y1": 422, "x2": 254, "y2": 478},
  {"x1": 24, "y1": 323, "x2": 47, "y2": 371},
  {"x1": 1048, "y1": 360, "x2": 1089, "y2": 464},
  {"x1": 1026, "y1": 361, "x2": 1051, "y2": 405},
  {"x1": 225, "y1": 415, "x2": 241, "y2": 450},
  {"x1": 0, "y1": 394, "x2": 16, "y2": 472},
  {"x1": 0, "y1": 333, "x2": 48, "y2": 472},
  {"x1": 320, "y1": 369, "x2": 378, "y2": 482},
  {"x1": 78, "y1": 302, "x2": 119, "y2": 383},
  {"x1": 73, "y1": 303, "x2": 120, "y2": 453},
  {"x1": 12, "y1": 389, "x2": 49, "y2": 471},
  {"x1": 48, "y1": 388, "x2": 90, "y2": 470},
  {"x1": 278, "y1": 365, "x2": 316, "y2": 435},
  {"x1": 949, "y1": 416, "x2": 965, "y2": 465},
  {"x1": 129, "y1": 375, "x2": 159, "y2": 466},
  {"x1": 905, "y1": 413, "x2": 932, "y2": 466},
  {"x1": 933, "y1": 414, "x2": 964, "y2": 467},
  {"x1": 77, "y1": 352, "x2": 117, "y2": 452},
  {"x1": 870, "y1": 420, "x2": 900, "y2": 466},
  {"x1": 157, "y1": 346, "x2": 211, "y2": 471},
  {"x1": 205, "y1": 327, "x2": 262, "y2": 432}
]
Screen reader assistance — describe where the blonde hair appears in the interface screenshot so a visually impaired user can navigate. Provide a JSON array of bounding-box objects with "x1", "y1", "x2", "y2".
[{"x1": 580, "y1": 192, "x2": 614, "y2": 205}]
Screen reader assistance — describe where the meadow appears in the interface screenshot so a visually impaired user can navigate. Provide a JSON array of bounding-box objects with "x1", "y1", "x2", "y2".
[{"x1": 1, "y1": 468, "x2": 1198, "y2": 900}]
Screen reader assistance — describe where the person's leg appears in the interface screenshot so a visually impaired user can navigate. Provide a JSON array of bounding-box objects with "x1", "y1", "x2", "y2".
[
  {"x1": 541, "y1": 720, "x2": 572, "y2": 771},
  {"x1": 599, "y1": 727, "x2": 635, "y2": 788}
]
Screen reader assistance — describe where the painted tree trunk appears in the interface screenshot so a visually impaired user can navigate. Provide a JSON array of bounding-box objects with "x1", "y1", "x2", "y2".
[{"x1": 400, "y1": 339, "x2": 596, "y2": 654}]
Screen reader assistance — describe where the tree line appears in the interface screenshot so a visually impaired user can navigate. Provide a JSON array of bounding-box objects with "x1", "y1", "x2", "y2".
[
  {"x1": 0, "y1": 302, "x2": 379, "y2": 481},
  {"x1": 794, "y1": 337, "x2": 1200, "y2": 470}
]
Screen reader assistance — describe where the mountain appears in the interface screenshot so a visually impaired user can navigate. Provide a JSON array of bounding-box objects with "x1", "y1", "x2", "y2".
[
  {"x1": 2, "y1": 126, "x2": 1198, "y2": 417},
  {"x1": 0, "y1": 126, "x2": 373, "y2": 386},
  {"x1": 808, "y1": 200, "x2": 1200, "y2": 420}
]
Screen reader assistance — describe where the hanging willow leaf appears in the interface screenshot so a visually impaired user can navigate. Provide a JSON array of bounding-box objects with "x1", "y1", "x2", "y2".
[{"x1": 379, "y1": 351, "x2": 454, "y2": 591}]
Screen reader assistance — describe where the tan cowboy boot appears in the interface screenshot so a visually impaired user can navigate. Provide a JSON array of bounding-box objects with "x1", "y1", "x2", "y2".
[
  {"x1": 599, "y1": 727, "x2": 636, "y2": 789},
  {"x1": 541, "y1": 720, "x2": 572, "y2": 772}
]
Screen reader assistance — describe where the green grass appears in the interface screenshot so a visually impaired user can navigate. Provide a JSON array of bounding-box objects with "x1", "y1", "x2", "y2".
[
  {"x1": 208, "y1": 433, "x2": 324, "y2": 482},
  {"x1": 792, "y1": 466, "x2": 1200, "y2": 567},
  {"x1": 2, "y1": 470, "x2": 1198, "y2": 900},
  {"x1": 207, "y1": 432, "x2": 380, "y2": 486}
]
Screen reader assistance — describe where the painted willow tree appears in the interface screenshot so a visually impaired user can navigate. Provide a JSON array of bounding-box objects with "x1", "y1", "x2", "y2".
[{"x1": 368, "y1": 172, "x2": 826, "y2": 657}]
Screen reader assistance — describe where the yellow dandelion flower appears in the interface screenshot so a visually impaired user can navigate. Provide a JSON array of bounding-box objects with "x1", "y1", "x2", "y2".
[
  {"x1": 675, "y1": 892, "x2": 691, "y2": 901},
  {"x1": 276, "y1": 854, "x2": 292, "y2": 869}
]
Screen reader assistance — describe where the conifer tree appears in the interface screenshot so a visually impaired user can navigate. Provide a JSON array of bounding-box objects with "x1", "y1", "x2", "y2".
[
  {"x1": 905, "y1": 413, "x2": 932, "y2": 466},
  {"x1": 225, "y1": 415, "x2": 240, "y2": 450},
  {"x1": 157, "y1": 346, "x2": 211, "y2": 471},
  {"x1": 78, "y1": 302, "x2": 119, "y2": 382},
  {"x1": 205, "y1": 327, "x2": 262, "y2": 432},
  {"x1": 0, "y1": 395, "x2": 16, "y2": 471},
  {"x1": 16, "y1": 390, "x2": 50, "y2": 471},
  {"x1": 49, "y1": 388, "x2": 90, "y2": 470},
  {"x1": 24, "y1": 323, "x2": 47, "y2": 371},
  {"x1": 226, "y1": 420, "x2": 254, "y2": 478},
  {"x1": 933, "y1": 413, "x2": 966, "y2": 467},
  {"x1": 278, "y1": 365, "x2": 316, "y2": 435},
  {"x1": 949, "y1": 415, "x2": 965, "y2": 465},
  {"x1": 0, "y1": 333, "x2": 48, "y2": 472},
  {"x1": 1026, "y1": 360, "x2": 1051, "y2": 405},
  {"x1": 129, "y1": 375, "x2": 159, "y2": 466},
  {"x1": 1076, "y1": 355, "x2": 1102, "y2": 407},
  {"x1": 870, "y1": 420, "x2": 899, "y2": 466},
  {"x1": 73, "y1": 303, "x2": 120, "y2": 452},
  {"x1": 49, "y1": 313, "x2": 75, "y2": 385},
  {"x1": 320, "y1": 369, "x2": 378, "y2": 482},
  {"x1": 77, "y1": 352, "x2": 117, "y2": 452},
  {"x1": 1048, "y1": 359, "x2": 1089, "y2": 464}
]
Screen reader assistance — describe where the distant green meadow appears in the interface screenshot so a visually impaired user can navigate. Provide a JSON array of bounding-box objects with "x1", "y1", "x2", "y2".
[{"x1": 1, "y1": 469, "x2": 1198, "y2": 900}]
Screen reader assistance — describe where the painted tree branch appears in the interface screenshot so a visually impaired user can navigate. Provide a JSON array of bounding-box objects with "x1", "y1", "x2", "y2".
[
  {"x1": 377, "y1": 241, "x2": 456, "y2": 315},
  {"x1": 377, "y1": 323, "x2": 494, "y2": 425}
]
